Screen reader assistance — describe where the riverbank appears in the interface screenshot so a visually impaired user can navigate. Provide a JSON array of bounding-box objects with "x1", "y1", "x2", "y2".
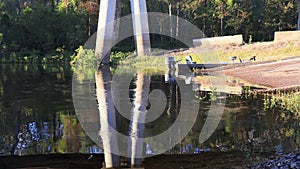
[{"x1": 220, "y1": 57, "x2": 300, "y2": 89}]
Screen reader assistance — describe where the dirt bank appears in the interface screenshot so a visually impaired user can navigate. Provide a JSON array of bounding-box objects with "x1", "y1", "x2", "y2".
[{"x1": 221, "y1": 57, "x2": 300, "y2": 88}]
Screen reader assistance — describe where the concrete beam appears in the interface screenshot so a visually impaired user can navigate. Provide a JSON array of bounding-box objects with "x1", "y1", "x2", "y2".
[
  {"x1": 193, "y1": 35, "x2": 243, "y2": 47},
  {"x1": 274, "y1": 31, "x2": 300, "y2": 43}
]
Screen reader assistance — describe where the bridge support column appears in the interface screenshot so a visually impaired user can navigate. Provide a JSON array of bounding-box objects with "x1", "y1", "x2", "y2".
[
  {"x1": 130, "y1": 0, "x2": 151, "y2": 56},
  {"x1": 95, "y1": 0, "x2": 117, "y2": 64}
]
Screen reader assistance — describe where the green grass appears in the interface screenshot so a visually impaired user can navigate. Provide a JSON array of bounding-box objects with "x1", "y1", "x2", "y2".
[
  {"x1": 139, "y1": 42, "x2": 300, "y2": 65},
  {"x1": 115, "y1": 55, "x2": 168, "y2": 74},
  {"x1": 214, "y1": 42, "x2": 300, "y2": 62},
  {"x1": 71, "y1": 41, "x2": 300, "y2": 74},
  {"x1": 166, "y1": 42, "x2": 300, "y2": 63}
]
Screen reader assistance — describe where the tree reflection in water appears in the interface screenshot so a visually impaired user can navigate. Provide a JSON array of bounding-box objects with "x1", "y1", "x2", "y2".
[
  {"x1": 1, "y1": 64, "x2": 300, "y2": 168},
  {"x1": 0, "y1": 64, "x2": 90, "y2": 156}
]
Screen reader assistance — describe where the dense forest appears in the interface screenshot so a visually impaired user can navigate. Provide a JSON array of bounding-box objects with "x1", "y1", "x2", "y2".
[{"x1": 0, "y1": 0, "x2": 299, "y2": 63}]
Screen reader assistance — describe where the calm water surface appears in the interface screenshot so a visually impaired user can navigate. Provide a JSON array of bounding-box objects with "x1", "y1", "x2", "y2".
[{"x1": 0, "y1": 64, "x2": 299, "y2": 157}]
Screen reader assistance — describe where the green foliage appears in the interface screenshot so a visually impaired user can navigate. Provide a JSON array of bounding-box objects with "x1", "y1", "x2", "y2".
[
  {"x1": 57, "y1": 114, "x2": 84, "y2": 153},
  {"x1": 0, "y1": 32, "x2": 5, "y2": 56},
  {"x1": 209, "y1": 86, "x2": 218, "y2": 101},
  {"x1": 0, "y1": 0, "x2": 300, "y2": 64},
  {"x1": 70, "y1": 46, "x2": 85, "y2": 66},
  {"x1": 178, "y1": 0, "x2": 299, "y2": 41},
  {"x1": 264, "y1": 91, "x2": 300, "y2": 117},
  {"x1": 0, "y1": 33, "x2": 2, "y2": 44},
  {"x1": 110, "y1": 51, "x2": 134, "y2": 65},
  {"x1": 0, "y1": 1, "x2": 88, "y2": 64},
  {"x1": 249, "y1": 35, "x2": 253, "y2": 44},
  {"x1": 227, "y1": 0, "x2": 234, "y2": 7},
  {"x1": 73, "y1": 49, "x2": 97, "y2": 68},
  {"x1": 112, "y1": 55, "x2": 167, "y2": 75},
  {"x1": 71, "y1": 48, "x2": 97, "y2": 82}
]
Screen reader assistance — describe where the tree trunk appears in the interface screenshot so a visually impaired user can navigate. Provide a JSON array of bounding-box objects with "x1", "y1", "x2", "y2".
[
  {"x1": 64, "y1": 0, "x2": 68, "y2": 14},
  {"x1": 176, "y1": 3, "x2": 179, "y2": 39},
  {"x1": 160, "y1": 22, "x2": 163, "y2": 46},
  {"x1": 220, "y1": 17, "x2": 223, "y2": 36},
  {"x1": 51, "y1": 0, "x2": 55, "y2": 12},
  {"x1": 15, "y1": 0, "x2": 20, "y2": 15},
  {"x1": 88, "y1": 14, "x2": 91, "y2": 37},
  {"x1": 96, "y1": 66, "x2": 120, "y2": 168},
  {"x1": 169, "y1": 3, "x2": 173, "y2": 44}
]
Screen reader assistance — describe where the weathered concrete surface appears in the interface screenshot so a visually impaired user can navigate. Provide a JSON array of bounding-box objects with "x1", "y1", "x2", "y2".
[
  {"x1": 222, "y1": 57, "x2": 300, "y2": 88},
  {"x1": 193, "y1": 35, "x2": 243, "y2": 47},
  {"x1": 95, "y1": 0, "x2": 117, "y2": 64},
  {"x1": 130, "y1": 0, "x2": 151, "y2": 56},
  {"x1": 274, "y1": 31, "x2": 300, "y2": 43}
]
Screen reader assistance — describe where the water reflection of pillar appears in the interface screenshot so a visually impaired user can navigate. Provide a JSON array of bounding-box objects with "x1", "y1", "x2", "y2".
[
  {"x1": 96, "y1": 66, "x2": 120, "y2": 168},
  {"x1": 128, "y1": 72, "x2": 150, "y2": 167},
  {"x1": 176, "y1": 82, "x2": 180, "y2": 114},
  {"x1": 167, "y1": 79, "x2": 178, "y2": 119}
]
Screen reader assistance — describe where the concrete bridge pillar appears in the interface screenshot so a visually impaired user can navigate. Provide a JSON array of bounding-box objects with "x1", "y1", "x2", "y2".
[
  {"x1": 95, "y1": 0, "x2": 117, "y2": 64},
  {"x1": 130, "y1": 0, "x2": 151, "y2": 56},
  {"x1": 95, "y1": 0, "x2": 151, "y2": 64}
]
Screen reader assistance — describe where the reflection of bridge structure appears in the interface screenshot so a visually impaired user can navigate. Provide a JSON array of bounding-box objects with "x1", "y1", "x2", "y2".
[
  {"x1": 95, "y1": 1, "x2": 151, "y2": 167},
  {"x1": 190, "y1": 75, "x2": 268, "y2": 95},
  {"x1": 168, "y1": 73, "x2": 268, "y2": 95},
  {"x1": 95, "y1": 0, "x2": 151, "y2": 64},
  {"x1": 165, "y1": 64, "x2": 268, "y2": 95},
  {"x1": 176, "y1": 71, "x2": 269, "y2": 95},
  {"x1": 92, "y1": 1, "x2": 267, "y2": 168}
]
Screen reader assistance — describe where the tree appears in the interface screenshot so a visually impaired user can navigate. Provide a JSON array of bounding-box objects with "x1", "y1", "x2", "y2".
[{"x1": 212, "y1": 0, "x2": 232, "y2": 36}]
